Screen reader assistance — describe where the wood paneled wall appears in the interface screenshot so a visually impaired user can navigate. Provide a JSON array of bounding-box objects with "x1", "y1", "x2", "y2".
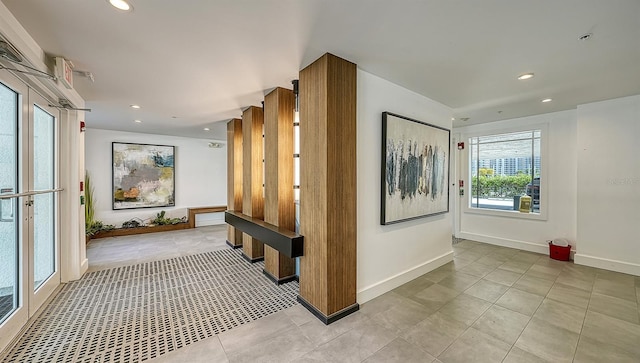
[
  {"x1": 263, "y1": 87, "x2": 296, "y2": 283},
  {"x1": 242, "y1": 106, "x2": 265, "y2": 261},
  {"x1": 226, "y1": 118, "x2": 243, "y2": 248},
  {"x1": 299, "y1": 53, "x2": 358, "y2": 321}
]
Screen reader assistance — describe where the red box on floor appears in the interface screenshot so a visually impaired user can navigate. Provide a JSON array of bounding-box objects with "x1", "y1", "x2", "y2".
[{"x1": 549, "y1": 241, "x2": 571, "y2": 261}]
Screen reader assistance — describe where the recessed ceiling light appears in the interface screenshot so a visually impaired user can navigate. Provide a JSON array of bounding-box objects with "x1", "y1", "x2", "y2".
[
  {"x1": 541, "y1": 98, "x2": 552, "y2": 103},
  {"x1": 517, "y1": 73, "x2": 534, "y2": 80},
  {"x1": 134, "y1": 119, "x2": 142, "y2": 123},
  {"x1": 203, "y1": 127, "x2": 210, "y2": 131},
  {"x1": 451, "y1": 117, "x2": 455, "y2": 121},
  {"x1": 130, "y1": 104, "x2": 140, "y2": 109},
  {"x1": 108, "y1": 0, "x2": 133, "y2": 11}
]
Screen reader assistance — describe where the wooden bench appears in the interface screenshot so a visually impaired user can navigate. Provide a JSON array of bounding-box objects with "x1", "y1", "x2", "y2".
[
  {"x1": 225, "y1": 210, "x2": 303, "y2": 258},
  {"x1": 188, "y1": 206, "x2": 227, "y2": 228}
]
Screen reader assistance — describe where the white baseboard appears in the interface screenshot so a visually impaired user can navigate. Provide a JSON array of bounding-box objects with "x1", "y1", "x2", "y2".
[
  {"x1": 574, "y1": 254, "x2": 640, "y2": 277},
  {"x1": 357, "y1": 251, "x2": 453, "y2": 304},
  {"x1": 80, "y1": 258, "x2": 88, "y2": 276},
  {"x1": 457, "y1": 232, "x2": 549, "y2": 255}
]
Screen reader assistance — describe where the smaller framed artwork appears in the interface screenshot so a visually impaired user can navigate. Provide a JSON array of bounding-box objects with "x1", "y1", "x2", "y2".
[
  {"x1": 112, "y1": 142, "x2": 175, "y2": 210},
  {"x1": 381, "y1": 112, "x2": 450, "y2": 225}
]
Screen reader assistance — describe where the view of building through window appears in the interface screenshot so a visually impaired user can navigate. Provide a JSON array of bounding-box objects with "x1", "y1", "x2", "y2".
[{"x1": 469, "y1": 130, "x2": 541, "y2": 212}]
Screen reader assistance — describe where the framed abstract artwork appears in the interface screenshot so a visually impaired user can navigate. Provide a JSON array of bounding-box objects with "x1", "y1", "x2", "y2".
[
  {"x1": 112, "y1": 142, "x2": 175, "y2": 210},
  {"x1": 381, "y1": 112, "x2": 450, "y2": 225}
]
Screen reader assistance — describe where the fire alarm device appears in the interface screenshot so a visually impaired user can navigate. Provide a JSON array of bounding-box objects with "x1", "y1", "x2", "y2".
[
  {"x1": 459, "y1": 180, "x2": 464, "y2": 188},
  {"x1": 80, "y1": 181, "x2": 84, "y2": 192},
  {"x1": 457, "y1": 142, "x2": 464, "y2": 150},
  {"x1": 80, "y1": 121, "x2": 86, "y2": 132}
]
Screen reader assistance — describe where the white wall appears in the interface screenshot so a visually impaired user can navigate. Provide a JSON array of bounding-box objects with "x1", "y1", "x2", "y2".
[
  {"x1": 454, "y1": 110, "x2": 578, "y2": 254},
  {"x1": 575, "y1": 95, "x2": 640, "y2": 275},
  {"x1": 357, "y1": 69, "x2": 454, "y2": 303},
  {"x1": 85, "y1": 128, "x2": 227, "y2": 227}
]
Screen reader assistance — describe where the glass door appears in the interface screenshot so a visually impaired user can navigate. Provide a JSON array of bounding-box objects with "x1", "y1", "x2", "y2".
[
  {"x1": 28, "y1": 91, "x2": 60, "y2": 312},
  {"x1": 0, "y1": 70, "x2": 60, "y2": 354}
]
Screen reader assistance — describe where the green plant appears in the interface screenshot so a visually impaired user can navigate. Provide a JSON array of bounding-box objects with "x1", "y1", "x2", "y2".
[
  {"x1": 85, "y1": 172, "x2": 115, "y2": 236},
  {"x1": 85, "y1": 172, "x2": 95, "y2": 232},
  {"x1": 151, "y1": 210, "x2": 186, "y2": 225}
]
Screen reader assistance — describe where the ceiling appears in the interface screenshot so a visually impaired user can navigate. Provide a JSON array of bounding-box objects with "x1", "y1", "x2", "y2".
[{"x1": 3, "y1": 0, "x2": 639, "y2": 141}]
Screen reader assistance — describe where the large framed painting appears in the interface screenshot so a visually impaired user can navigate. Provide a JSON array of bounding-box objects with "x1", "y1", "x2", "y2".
[
  {"x1": 112, "y1": 142, "x2": 175, "y2": 210},
  {"x1": 381, "y1": 112, "x2": 450, "y2": 225}
]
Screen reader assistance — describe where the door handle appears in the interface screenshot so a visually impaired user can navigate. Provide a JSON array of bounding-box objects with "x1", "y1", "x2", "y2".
[{"x1": 0, "y1": 187, "x2": 14, "y2": 222}]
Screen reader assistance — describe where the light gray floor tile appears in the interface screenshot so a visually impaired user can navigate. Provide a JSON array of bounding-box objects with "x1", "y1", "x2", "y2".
[
  {"x1": 423, "y1": 266, "x2": 455, "y2": 283},
  {"x1": 515, "y1": 318, "x2": 580, "y2": 363},
  {"x1": 298, "y1": 310, "x2": 368, "y2": 347},
  {"x1": 438, "y1": 327, "x2": 511, "y2": 363},
  {"x1": 496, "y1": 288, "x2": 543, "y2": 316},
  {"x1": 291, "y1": 348, "x2": 342, "y2": 363},
  {"x1": 472, "y1": 305, "x2": 530, "y2": 345},
  {"x1": 498, "y1": 260, "x2": 533, "y2": 274},
  {"x1": 547, "y1": 282, "x2": 591, "y2": 309},
  {"x1": 410, "y1": 284, "x2": 461, "y2": 311},
  {"x1": 284, "y1": 304, "x2": 315, "y2": 326},
  {"x1": 588, "y1": 292, "x2": 639, "y2": 324},
  {"x1": 593, "y1": 278, "x2": 637, "y2": 302},
  {"x1": 400, "y1": 311, "x2": 468, "y2": 357},
  {"x1": 533, "y1": 298, "x2": 586, "y2": 334},
  {"x1": 392, "y1": 276, "x2": 435, "y2": 298},
  {"x1": 513, "y1": 275, "x2": 554, "y2": 296},
  {"x1": 596, "y1": 270, "x2": 636, "y2": 285},
  {"x1": 437, "y1": 272, "x2": 481, "y2": 292},
  {"x1": 574, "y1": 335, "x2": 640, "y2": 363},
  {"x1": 316, "y1": 318, "x2": 397, "y2": 363},
  {"x1": 452, "y1": 256, "x2": 476, "y2": 270},
  {"x1": 437, "y1": 293, "x2": 491, "y2": 326},
  {"x1": 459, "y1": 262, "x2": 496, "y2": 278},
  {"x1": 484, "y1": 269, "x2": 522, "y2": 287},
  {"x1": 218, "y1": 311, "x2": 296, "y2": 354},
  {"x1": 511, "y1": 251, "x2": 543, "y2": 264},
  {"x1": 147, "y1": 336, "x2": 228, "y2": 363},
  {"x1": 372, "y1": 297, "x2": 434, "y2": 334},
  {"x1": 475, "y1": 255, "x2": 508, "y2": 268},
  {"x1": 554, "y1": 273, "x2": 594, "y2": 292},
  {"x1": 525, "y1": 264, "x2": 562, "y2": 281},
  {"x1": 454, "y1": 250, "x2": 487, "y2": 262},
  {"x1": 581, "y1": 310, "x2": 640, "y2": 357},
  {"x1": 363, "y1": 337, "x2": 435, "y2": 363},
  {"x1": 359, "y1": 291, "x2": 408, "y2": 317},
  {"x1": 503, "y1": 346, "x2": 550, "y2": 363},
  {"x1": 226, "y1": 326, "x2": 315, "y2": 363},
  {"x1": 464, "y1": 279, "x2": 509, "y2": 303}
]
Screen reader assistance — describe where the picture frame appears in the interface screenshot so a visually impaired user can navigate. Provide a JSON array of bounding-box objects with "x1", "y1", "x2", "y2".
[
  {"x1": 112, "y1": 142, "x2": 175, "y2": 210},
  {"x1": 381, "y1": 112, "x2": 450, "y2": 225}
]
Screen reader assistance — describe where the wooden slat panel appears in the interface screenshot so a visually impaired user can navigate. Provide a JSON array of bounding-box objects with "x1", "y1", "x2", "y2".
[
  {"x1": 242, "y1": 106, "x2": 265, "y2": 260},
  {"x1": 226, "y1": 119, "x2": 243, "y2": 247},
  {"x1": 264, "y1": 87, "x2": 296, "y2": 280},
  {"x1": 299, "y1": 53, "x2": 357, "y2": 316}
]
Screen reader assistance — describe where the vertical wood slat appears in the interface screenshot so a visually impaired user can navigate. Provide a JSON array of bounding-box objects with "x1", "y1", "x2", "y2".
[
  {"x1": 242, "y1": 106, "x2": 265, "y2": 261},
  {"x1": 226, "y1": 118, "x2": 243, "y2": 248},
  {"x1": 299, "y1": 53, "x2": 358, "y2": 321},
  {"x1": 263, "y1": 87, "x2": 296, "y2": 283}
]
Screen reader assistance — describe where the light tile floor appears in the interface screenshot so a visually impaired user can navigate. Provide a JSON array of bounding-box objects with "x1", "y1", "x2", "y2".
[
  {"x1": 86, "y1": 224, "x2": 229, "y2": 271},
  {"x1": 88, "y1": 231, "x2": 640, "y2": 362}
]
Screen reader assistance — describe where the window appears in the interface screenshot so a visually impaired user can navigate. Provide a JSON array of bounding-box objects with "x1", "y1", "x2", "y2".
[{"x1": 469, "y1": 129, "x2": 541, "y2": 214}]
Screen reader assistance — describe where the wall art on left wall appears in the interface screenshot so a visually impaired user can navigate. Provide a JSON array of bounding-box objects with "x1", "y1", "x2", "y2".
[
  {"x1": 381, "y1": 112, "x2": 450, "y2": 224},
  {"x1": 112, "y1": 142, "x2": 175, "y2": 210}
]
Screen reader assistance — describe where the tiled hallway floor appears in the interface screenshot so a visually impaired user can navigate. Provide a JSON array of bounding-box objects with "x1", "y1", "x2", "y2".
[
  {"x1": 149, "y1": 240, "x2": 640, "y2": 363},
  {"x1": 87, "y1": 224, "x2": 229, "y2": 272}
]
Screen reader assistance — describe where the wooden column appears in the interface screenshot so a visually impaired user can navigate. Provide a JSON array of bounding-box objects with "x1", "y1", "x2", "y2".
[
  {"x1": 242, "y1": 106, "x2": 265, "y2": 262},
  {"x1": 263, "y1": 87, "x2": 296, "y2": 284},
  {"x1": 226, "y1": 118, "x2": 243, "y2": 248},
  {"x1": 298, "y1": 53, "x2": 358, "y2": 324}
]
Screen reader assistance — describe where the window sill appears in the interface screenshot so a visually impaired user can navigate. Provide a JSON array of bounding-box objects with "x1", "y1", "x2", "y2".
[{"x1": 464, "y1": 206, "x2": 547, "y2": 221}]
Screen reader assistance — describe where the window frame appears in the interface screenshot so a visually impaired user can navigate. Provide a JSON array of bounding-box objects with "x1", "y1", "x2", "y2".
[{"x1": 462, "y1": 123, "x2": 548, "y2": 221}]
